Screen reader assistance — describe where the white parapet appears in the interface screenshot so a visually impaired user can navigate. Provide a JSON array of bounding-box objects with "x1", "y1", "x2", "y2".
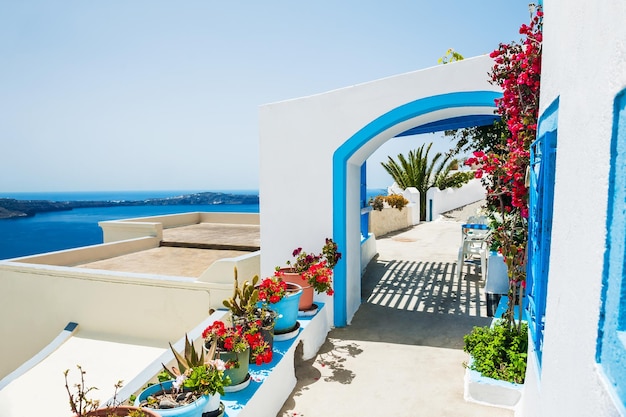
[
  {"x1": 426, "y1": 178, "x2": 486, "y2": 221},
  {"x1": 464, "y1": 363, "x2": 524, "y2": 410},
  {"x1": 198, "y1": 251, "x2": 261, "y2": 284},
  {"x1": 99, "y1": 221, "x2": 163, "y2": 243},
  {"x1": 369, "y1": 205, "x2": 415, "y2": 237}
]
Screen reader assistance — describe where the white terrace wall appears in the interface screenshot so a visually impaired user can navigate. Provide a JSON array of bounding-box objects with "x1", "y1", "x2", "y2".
[
  {"x1": 100, "y1": 212, "x2": 260, "y2": 243},
  {"x1": 259, "y1": 55, "x2": 500, "y2": 326},
  {"x1": 426, "y1": 178, "x2": 486, "y2": 221},
  {"x1": 0, "y1": 262, "x2": 233, "y2": 379},
  {"x1": 0, "y1": 212, "x2": 262, "y2": 379},
  {"x1": 520, "y1": 0, "x2": 626, "y2": 415},
  {"x1": 369, "y1": 206, "x2": 414, "y2": 237}
]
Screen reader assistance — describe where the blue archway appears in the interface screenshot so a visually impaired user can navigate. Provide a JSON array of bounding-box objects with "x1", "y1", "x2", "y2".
[{"x1": 332, "y1": 90, "x2": 502, "y2": 327}]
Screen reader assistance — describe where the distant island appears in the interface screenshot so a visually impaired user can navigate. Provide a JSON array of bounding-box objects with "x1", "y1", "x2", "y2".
[{"x1": 0, "y1": 192, "x2": 259, "y2": 220}]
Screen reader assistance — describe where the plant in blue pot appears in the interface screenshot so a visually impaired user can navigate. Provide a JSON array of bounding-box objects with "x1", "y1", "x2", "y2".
[
  {"x1": 257, "y1": 275, "x2": 302, "y2": 337},
  {"x1": 134, "y1": 334, "x2": 230, "y2": 417}
]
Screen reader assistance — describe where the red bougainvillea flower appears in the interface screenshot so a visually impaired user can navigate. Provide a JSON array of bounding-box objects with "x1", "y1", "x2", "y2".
[{"x1": 477, "y1": 6, "x2": 542, "y2": 326}]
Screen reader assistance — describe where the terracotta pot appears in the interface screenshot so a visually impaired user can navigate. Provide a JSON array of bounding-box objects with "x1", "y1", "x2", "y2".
[{"x1": 279, "y1": 268, "x2": 314, "y2": 310}]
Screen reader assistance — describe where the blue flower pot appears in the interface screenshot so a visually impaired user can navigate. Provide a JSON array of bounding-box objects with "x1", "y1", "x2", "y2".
[
  {"x1": 134, "y1": 380, "x2": 219, "y2": 417},
  {"x1": 267, "y1": 283, "x2": 302, "y2": 333}
]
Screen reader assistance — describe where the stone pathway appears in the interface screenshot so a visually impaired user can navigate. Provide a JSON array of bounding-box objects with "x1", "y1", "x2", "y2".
[{"x1": 278, "y1": 200, "x2": 513, "y2": 417}]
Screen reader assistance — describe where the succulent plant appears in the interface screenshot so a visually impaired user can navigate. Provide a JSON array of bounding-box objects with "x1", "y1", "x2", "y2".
[
  {"x1": 222, "y1": 267, "x2": 260, "y2": 317},
  {"x1": 161, "y1": 334, "x2": 206, "y2": 380}
]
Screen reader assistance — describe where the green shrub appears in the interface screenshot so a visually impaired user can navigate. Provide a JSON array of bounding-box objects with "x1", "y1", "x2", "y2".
[
  {"x1": 463, "y1": 321, "x2": 528, "y2": 384},
  {"x1": 436, "y1": 171, "x2": 475, "y2": 190},
  {"x1": 369, "y1": 195, "x2": 385, "y2": 211},
  {"x1": 381, "y1": 142, "x2": 456, "y2": 220}
]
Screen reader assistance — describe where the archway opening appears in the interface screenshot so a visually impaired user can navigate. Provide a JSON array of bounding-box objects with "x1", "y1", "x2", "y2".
[{"x1": 332, "y1": 91, "x2": 501, "y2": 327}]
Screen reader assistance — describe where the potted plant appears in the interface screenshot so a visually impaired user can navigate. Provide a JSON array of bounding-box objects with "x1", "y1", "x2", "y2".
[
  {"x1": 242, "y1": 317, "x2": 274, "y2": 365},
  {"x1": 463, "y1": 320, "x2": 528, "y2": 408},
  {"x1": 222, "y1": 268, "x2": 276, "y2": 365},
  {"x1": 368, "y1": 194, "x2": 409, "y2": 211},
  {"x1": 257, "y1": 275, "x2": 302, "y2": 335},
  {"x1": 276, "y1": 238, "x2": 341, "y2": 310},
  {"x1": 64, "y1": 365, "x2": 159, "y2": 417},
  {"x1": 134, "y1": 334, "x2": 229, "y2": 417},
  {"x1": 463, "y1": 321, "x2": 528, "y2": 384},
  {"x1": 202, "y1": 320, "x2": 250, "y2": 390}
]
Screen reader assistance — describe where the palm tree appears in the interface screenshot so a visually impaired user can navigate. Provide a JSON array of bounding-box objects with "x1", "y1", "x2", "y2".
[{"x1": 381, "y1": 142, "x2": 456, "y2": 221}]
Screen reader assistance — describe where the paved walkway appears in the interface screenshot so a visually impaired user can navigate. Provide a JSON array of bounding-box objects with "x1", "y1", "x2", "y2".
[{"x1": 278, "y1": 202, "x2": 513, "y2": 417}]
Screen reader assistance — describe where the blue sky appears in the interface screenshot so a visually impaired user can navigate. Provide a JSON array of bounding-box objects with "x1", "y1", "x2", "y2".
[{"x1": 0, "y1": 1, "x2": 531, "y2": 192}]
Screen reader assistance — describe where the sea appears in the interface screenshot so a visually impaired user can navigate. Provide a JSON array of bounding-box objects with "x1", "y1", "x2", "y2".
[
  {"x1": 0, "y1": 190, "x2": 260, "y2": 260},
  {"x1": 0, "y1": 189, "x2": 387, "y2": 260}
]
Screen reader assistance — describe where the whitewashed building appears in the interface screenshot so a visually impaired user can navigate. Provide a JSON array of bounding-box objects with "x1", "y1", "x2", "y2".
[
  {"x1": 520, "y1": 0, "x2": 626, "y2": 415},
  {"x1": 259, "y1": 0, "x2": 626, "y2": 414},
  {"x1": 1, "y1": 0, "x2": 624, "y2": 415}
]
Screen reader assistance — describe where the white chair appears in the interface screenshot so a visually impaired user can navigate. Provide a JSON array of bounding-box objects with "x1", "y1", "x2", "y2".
[{"x1": 456, "y1": 221, "x2": 490, "y2": 281}]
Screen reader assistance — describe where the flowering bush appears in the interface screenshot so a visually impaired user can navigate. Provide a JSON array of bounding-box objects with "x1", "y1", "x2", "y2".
[
  {"x1": 465, "y1": 6, "x2": 543, "y2": 329},
  {"x1": 233, "y1": 313, "x2": 275, "y2": 365},
  {"x1": 202, "y1": 319, "x2": 273, "y2": 367},
  {"x1": 278, "y1": 238, "x2": 342, "y2": 295},
  {"x1": 202, "y1": 320, "x2": 249, "y2": 370},
  {"x1": 257, "y1": 276, "x2": 287, "y2": 304},
  {"x1": 302, "y1": 260, "x2": 334, "y2": 295},
  {"x1": 243, "y1": 322, "x2": 273, "y2": 365},
  {"x1": 286, "y1": 247, "x2": 319, "y2": 273},
  {"x1": 159, "y1": 334, "x2": 231, "y2": 399},
  {"x1": 285, "y1": 238, "x2": 342, "y2": 273},
  {"x1": 203, "y1": 321, "x2": 248, "y2": 353},
  {"x1": 236, "y1": 313, "x2": 275, "y2": 365}
]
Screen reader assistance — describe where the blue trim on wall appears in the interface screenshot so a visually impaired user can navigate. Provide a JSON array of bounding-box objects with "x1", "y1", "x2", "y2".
[
  {"x1": 395, "y1": 114, "x2": 499, "y2": 137},
  {"x1": 64, "y1": 322, "x2": 79, "y2": 332},
  {"x1": 527, "y1": 97, "x2": 559, "y2": 369},
  {"x1": 360, "y1": 163, "x2": 368, "y2": 237},
  {"x1": 332, "y1": 90, "x2": 501, "y2": 327},
  {"x1": 537, "y1": 101, "x2": 559, "y2": 137},
  {"x1": 597, "y1": 88, "x2": 626, "y2": 407}
]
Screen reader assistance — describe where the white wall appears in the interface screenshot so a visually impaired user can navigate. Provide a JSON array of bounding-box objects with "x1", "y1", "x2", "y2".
[
  {"x1": 521, "y1": 1, "x2": 626, "y2": 415},
  {"x1": 0, "y1": 262, "x2": 233, "y2": 379},
  {"x1": 426, "y1": 178, "x2": 486, "y2": 221},
  {"x1": 369, "y1": 206, "x2": 414, "y2": 237}
]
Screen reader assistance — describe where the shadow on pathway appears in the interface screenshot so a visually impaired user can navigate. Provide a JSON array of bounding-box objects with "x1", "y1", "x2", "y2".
[{"x1": 279, "y1": 247, "x2": 510, "y2": 417}]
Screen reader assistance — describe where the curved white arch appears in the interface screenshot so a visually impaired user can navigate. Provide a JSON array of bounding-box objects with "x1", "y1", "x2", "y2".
[
  {"x1": 332, "y1": 91, "x2": 501, "y2": 326},
  {"x1": 258, "y1": 54, "x2": 501, "y2": 328}
]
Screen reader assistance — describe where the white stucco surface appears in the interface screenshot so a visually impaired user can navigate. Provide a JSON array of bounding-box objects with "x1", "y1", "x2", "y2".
[
  {"x1": 521, "y1": 1, "x2": 626, "y2": 415},
  {"x1": 426, "y1": 178, "x2": 486, "y2": 221}
]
